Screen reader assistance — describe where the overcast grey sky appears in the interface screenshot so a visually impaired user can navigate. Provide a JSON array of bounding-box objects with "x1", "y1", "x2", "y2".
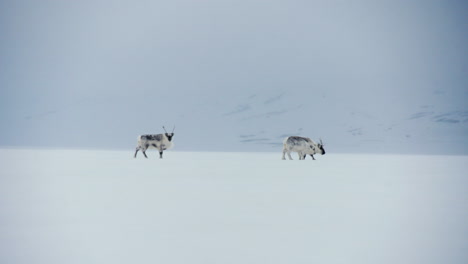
[{"x1": 1, "y1": 0, "x2": 467, "y2": 154}]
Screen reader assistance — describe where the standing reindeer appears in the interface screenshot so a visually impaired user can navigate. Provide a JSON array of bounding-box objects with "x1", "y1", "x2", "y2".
[
  {"x1": 134, "y1": 126, "x2": 175, "y2": 159},
  {"x1": 282, "y1": 136, "x2": 325, "y2": 160}
]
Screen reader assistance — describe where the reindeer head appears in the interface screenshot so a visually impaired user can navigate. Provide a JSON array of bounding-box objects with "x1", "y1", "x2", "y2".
[
  {"x1": 163, "y1": 126, "x2": 175, "y2": 141},
  {"x1": 317, "y1": 139, "x2": 326, "y2": 155}
]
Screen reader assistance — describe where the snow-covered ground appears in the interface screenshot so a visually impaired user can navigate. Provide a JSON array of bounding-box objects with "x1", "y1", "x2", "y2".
[{"x1": 0, "y1": 148, "x2": 467, "y2": 264}]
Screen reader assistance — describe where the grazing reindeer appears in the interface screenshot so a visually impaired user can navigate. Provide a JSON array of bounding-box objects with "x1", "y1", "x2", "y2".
[
  {"x1": 282, "y1": 136, "x2": 325, "y2": 160},
  {"x1": 134, "y1": 126, "x2": 175, "y2": 159}
]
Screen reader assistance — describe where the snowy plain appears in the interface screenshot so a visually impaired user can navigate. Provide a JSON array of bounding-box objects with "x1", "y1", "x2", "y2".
[{"x1": 0, "y1": 148, "x2": 467, "y2": 264}]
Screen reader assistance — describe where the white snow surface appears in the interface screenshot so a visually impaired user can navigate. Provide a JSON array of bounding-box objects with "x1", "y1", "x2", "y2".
[{"x1": 1, "y1": 149, "x2": 467, "y2": 264}]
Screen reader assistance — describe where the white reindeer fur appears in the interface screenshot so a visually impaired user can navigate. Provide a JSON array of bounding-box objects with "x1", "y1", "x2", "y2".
[
  {"x1": 134, "y1": 133, "x2": 174, "y2": 159},
  {"x1": 282, "y1": 136, "x2": 325, "y2": 160}
]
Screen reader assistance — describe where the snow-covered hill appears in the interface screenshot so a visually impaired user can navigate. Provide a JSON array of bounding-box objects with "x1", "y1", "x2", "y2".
[
  {"x1": 4, "y1": 87, "x2": 466, "y2": 155},
  {"x1": 165, "y1": 90, "x2": 468, "y2": 155},
  {"x1": 1, "y1": 149, "x2": 467, "y2": 264}
]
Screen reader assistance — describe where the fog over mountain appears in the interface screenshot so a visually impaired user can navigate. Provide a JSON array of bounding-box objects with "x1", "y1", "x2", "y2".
[{"x1": 1, "y1": 0, "x2": 467, "y2": 154}]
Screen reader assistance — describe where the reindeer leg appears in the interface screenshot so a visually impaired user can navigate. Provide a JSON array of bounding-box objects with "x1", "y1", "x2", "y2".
[
  {"x1": 282, "y1": 149, "x2": 287, "y2": 160},
  {"x1": 310, "y1": 154, "x2": 315, "y2": 160},
  {"x1": 142, "y1": 144, "x2": 149, "y2": 158},
  {"x1": 134, "y1": 147, "x2": 140, "y2": 158},
  {"x1": 151, "y1": 144, "x2": 164, "y2": 159},
  {"x1": 287, "y1": 151, "x2": 293, "y2": 160},
  {"x1": 299, "y1": 152, "x2": 306, "y2": 160}
]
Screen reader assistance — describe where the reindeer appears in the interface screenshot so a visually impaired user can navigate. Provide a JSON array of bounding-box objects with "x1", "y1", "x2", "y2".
[
  {"x1": 282, "y1": 136, "x2": 325, "y2": 160},
  {"x1": 134, "y1": 126, "x2": 175, "y2": 159}
]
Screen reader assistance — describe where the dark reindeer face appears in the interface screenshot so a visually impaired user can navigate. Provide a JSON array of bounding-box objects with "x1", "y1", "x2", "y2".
[
  {"x1": 165, "y1": 133, "x2": 174, "y2": 141},
  {"x1": 317, "y1": 144, "x2": 326, "y2": 155}
]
